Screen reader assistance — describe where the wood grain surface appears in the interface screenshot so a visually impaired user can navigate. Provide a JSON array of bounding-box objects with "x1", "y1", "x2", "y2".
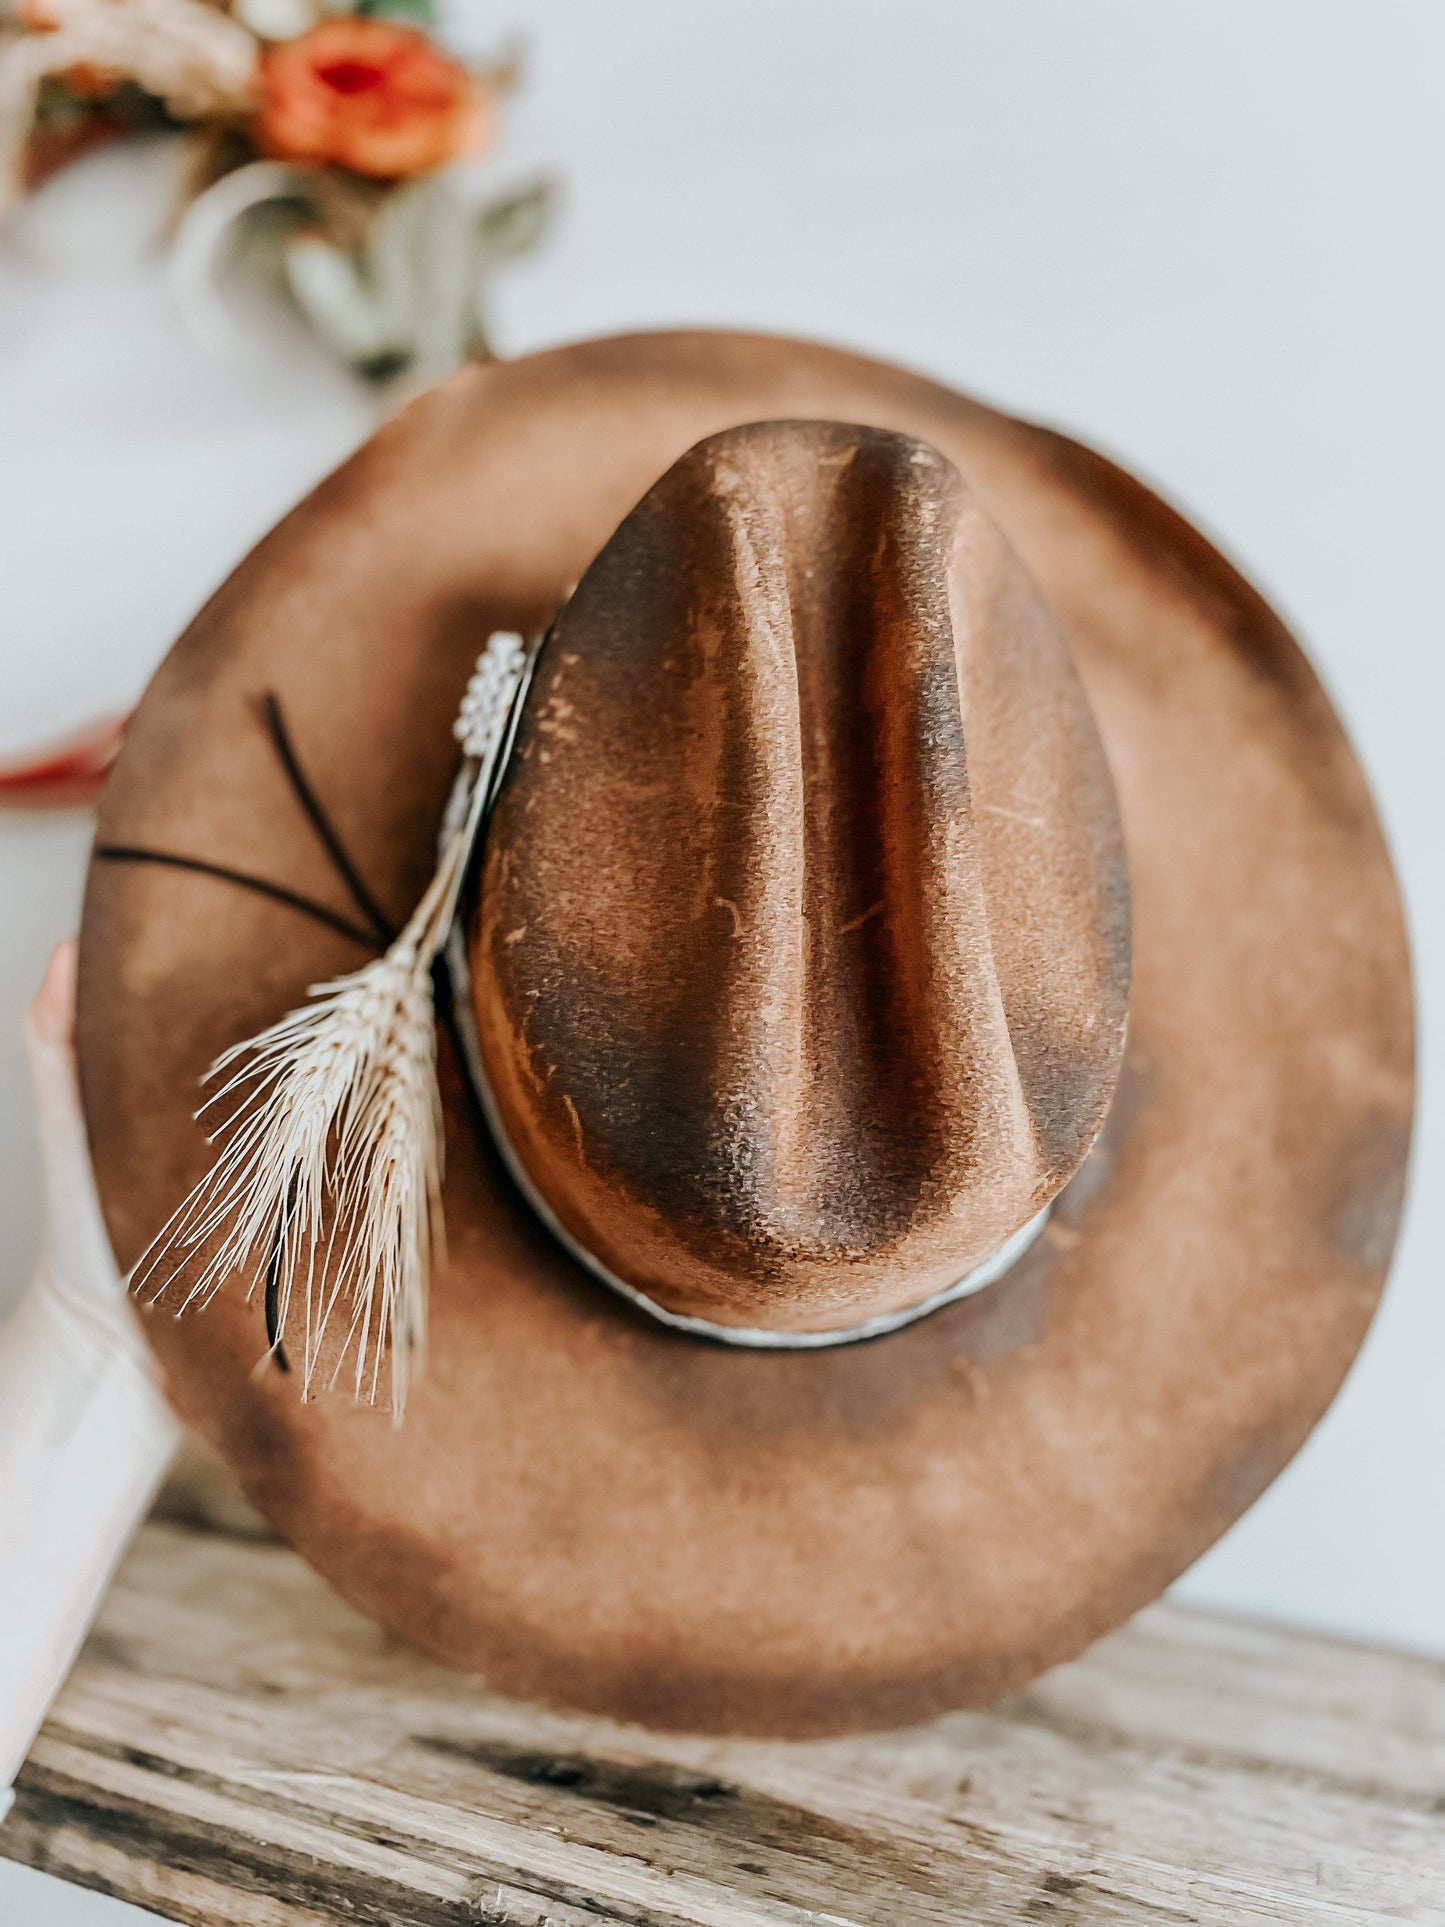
[{"x1": 2, "y1": 1515, "x2": 1442, "y2": 1925}]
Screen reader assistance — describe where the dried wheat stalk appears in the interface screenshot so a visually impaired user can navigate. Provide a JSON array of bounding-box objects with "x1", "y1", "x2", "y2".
[{"x1": 132, "y1": 631, "x2": 530, "y2": 1417}]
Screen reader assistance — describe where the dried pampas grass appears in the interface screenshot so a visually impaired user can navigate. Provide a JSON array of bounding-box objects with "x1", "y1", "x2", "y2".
[{"x1": 133, "y1": 631, "x2": 532, "y2": 1417}]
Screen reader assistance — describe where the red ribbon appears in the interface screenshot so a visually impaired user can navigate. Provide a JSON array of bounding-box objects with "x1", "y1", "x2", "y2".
[{"x1": 0, "y1": 713, "x2": 130, "y2": 811}]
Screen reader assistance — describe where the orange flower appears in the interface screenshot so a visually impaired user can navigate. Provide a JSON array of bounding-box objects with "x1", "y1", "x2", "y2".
[
  {"x1": 254, "y1": 19, "x2": 487, "y2": 180},
  {"x1": 56, "y1": 62, "x2": 121, "y2": 101}
]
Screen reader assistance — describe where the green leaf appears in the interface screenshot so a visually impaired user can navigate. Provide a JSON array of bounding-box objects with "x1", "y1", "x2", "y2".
[
  {"x1": 474, "y1": 181, "x2": 552, "y2": 262},
  {"x1": 352, "y1": 0, "x2": 436, "y2": 25},
  {"x1": 282, "y1": 233, "x2": 412, "y2": 381}
]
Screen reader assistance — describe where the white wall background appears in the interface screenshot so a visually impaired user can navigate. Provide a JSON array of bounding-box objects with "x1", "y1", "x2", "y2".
[{"x1": 1, "y1": 2, "x2": 1442, "y2": 1915}]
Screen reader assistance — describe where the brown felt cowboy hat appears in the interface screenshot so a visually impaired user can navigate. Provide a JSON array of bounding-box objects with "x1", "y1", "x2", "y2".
[{"x1": 77, "y1": 330, "x2": 1413, "y2": 1737}]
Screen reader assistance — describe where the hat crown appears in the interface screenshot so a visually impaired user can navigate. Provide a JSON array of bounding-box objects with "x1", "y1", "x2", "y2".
[{"x1": 473, "y1": 419, "x2": 1129, "y2": 1332}]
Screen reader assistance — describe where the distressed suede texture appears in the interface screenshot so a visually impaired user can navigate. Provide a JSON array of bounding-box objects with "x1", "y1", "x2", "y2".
[
  {"x1": 476, "y1": 422, "x2": 1127, "y2": 1330},
  {"x1": 77, "y1": 333, "x2": 1412, "y2": 1735}
]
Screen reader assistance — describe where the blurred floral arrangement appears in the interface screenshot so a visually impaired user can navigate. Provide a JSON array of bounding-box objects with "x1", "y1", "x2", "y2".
[
  {"x1": 0, "y1": 0, "x2": 552, "y2": 809},
  {"x1": 0, "y1": 0, "x2": 551, "y2": 381}
]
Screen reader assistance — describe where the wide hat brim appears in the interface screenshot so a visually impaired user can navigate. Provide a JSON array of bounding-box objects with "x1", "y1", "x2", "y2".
[{"x1": 78, "y1": 331, "x2": 1413, "y2": 1737}]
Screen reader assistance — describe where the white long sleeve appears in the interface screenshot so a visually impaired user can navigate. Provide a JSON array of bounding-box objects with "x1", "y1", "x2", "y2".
[{"x1": 0, "y1": 943, "x2": 181, "y2": 1813}]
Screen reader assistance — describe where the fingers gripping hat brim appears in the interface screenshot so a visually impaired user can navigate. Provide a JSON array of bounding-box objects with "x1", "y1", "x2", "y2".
[{"x1": 76, "y1": 331, "x2": 1413, "y2": 1737}]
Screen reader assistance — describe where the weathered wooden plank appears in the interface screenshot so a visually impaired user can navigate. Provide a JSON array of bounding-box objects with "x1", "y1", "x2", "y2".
[{"x1": 3, "y1": 1519, "x2": 1443, "y2": 1925}]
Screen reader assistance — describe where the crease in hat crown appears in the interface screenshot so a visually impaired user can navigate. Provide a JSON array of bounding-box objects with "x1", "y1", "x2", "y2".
[{"x1": 469, "y1": 417, "x2": 1130, "y2": 1340}]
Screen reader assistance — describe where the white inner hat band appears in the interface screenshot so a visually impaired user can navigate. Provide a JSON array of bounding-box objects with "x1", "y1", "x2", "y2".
[{"x1": 442, "y1": 920, "x2": 1049, "y2": 1351}]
